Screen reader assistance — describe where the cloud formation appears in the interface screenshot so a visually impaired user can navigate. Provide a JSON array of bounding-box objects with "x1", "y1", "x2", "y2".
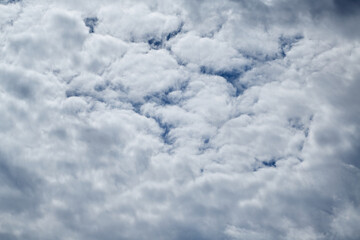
[{"x1": 0, "y1": 0, "x2": 359, "y2": 239}]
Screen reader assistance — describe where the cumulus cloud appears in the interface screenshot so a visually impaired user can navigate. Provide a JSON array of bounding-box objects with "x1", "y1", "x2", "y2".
[{"x1": 0, "y1": 0, "x2": 359, "y2": 239}]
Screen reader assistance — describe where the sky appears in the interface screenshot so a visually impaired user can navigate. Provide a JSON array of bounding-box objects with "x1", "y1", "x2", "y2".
[{"x1": 0, "y1": 0, "x2": 360, "y2": 239}]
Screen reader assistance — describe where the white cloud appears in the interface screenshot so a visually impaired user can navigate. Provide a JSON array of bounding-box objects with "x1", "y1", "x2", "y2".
[
  {"x1": 171, "y1": 33, "x2": 248, "y2": 70},
  {"x1": 0, "y1": 0, "x2": 359, "y2": 239},
  {"x1": 97, "y1": 2, "x2": 182, "y2": 42}
]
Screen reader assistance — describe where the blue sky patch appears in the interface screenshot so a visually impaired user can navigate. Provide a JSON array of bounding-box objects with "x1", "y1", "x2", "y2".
[
  {"x1": 200, "y1": 66, "x2": 249, "y2": 96},
  {"x1": 279, "y1": 34, "x2": 303, "y2": 57},
  {"x1": 148, "y1": 38, "x2": 163, "y2": 50},
  {"x1": 84, "y1": 17, "x2": 98, "y2": 33},
  {"x1": 166, "y1": 23, "x2": 183, "y2": 41}
]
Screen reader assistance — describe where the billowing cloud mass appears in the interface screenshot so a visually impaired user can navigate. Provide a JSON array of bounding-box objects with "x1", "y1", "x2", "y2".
[{"x1": 0, "y1": 0, "x2": 360, "y2": 239}]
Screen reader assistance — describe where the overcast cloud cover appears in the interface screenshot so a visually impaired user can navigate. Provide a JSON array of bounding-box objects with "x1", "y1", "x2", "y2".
[{"x1": 0, "y1": 0, "x2": 360, "y2": 239}]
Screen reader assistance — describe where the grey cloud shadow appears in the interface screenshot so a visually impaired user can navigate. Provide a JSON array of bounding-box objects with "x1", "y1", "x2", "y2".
[
  {"x1": 0, "y1": 232, "x2": 18, "y2": 240},
  {"x1": 229, "y1": 0, "x2": 360, "y2": 38},
  {"x1": 0, "y1": 153, "x2": 44, "y2": 215},
  {"x1": 0, "y1": 68, "x2": 40, "y2": 101},
  {"x1": 0, "y1": 0, "x2": 21, "y2": 4},
  {"x1": 333, "y1": 0, "x2": 360, "y2": 16}
]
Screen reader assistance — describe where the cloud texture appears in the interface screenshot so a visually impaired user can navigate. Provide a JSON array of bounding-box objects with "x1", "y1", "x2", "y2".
[{"x1": 0, "y1": 0, "x2": 359, "y2": 239}]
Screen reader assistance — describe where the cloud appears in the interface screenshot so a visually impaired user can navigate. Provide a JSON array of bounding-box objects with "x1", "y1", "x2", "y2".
[{"x1": 0, "y1": 0, "x2": 359, "y2": 239}]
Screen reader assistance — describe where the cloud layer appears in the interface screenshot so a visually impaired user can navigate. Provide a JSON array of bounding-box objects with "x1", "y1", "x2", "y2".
[{"x1": 0, "y1": 0, "x2": 359, "y2": 239}]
